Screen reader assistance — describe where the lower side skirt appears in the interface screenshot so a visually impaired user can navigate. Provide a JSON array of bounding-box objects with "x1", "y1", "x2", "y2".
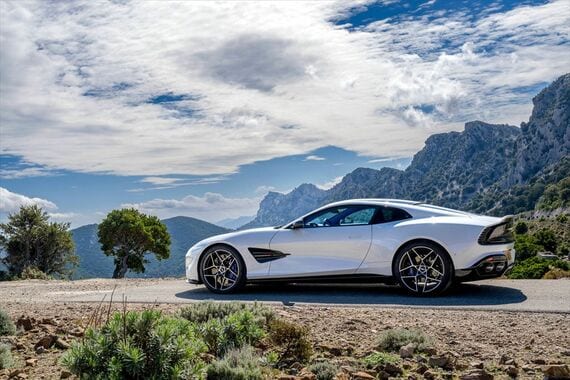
[{"x1": 247, "y1": 273, "x2": 396, "y2": 285}]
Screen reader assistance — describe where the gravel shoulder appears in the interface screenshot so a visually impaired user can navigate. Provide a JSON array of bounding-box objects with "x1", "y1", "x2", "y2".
[{"x1": 1, "y1": 279, "x2": 569, "y2": 379}]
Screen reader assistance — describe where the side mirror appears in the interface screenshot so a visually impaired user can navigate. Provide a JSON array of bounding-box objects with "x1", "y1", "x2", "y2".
[{"x1": 291, "y1": 220, "x2": 304, "y2": 229}]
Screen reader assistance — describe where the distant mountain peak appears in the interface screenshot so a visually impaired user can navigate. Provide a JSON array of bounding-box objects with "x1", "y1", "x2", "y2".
[{"x1": 242, "y1": 73, "x2": 569, "y2": 229}]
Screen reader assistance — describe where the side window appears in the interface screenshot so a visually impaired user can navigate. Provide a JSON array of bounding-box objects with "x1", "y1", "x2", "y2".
[
  {"x1": 304, "y1": 206, "x2": 377, "y2": 227},
  {"x1": 339, "y1": 207, "x2": 376, "y2": 226},
  {"x1": 304, "y1": 207, "x2": 349, "y2": 227},
  {"x1": 372, "y1": 207, "x2": 412, "y2": 224}
]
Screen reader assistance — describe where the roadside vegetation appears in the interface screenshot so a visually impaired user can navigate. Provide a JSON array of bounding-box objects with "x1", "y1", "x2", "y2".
[
  {"x1": 507, "y1": 213, "x2": 570, "y2": 279},
  {"x1": 0, "y1": 205, "x2": 76, "y2": 280}
]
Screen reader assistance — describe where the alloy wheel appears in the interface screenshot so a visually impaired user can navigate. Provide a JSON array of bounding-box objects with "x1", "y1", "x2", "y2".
[
  {"x1": 398, "y1": 245, "x2": 446, "y2": 294},
  {"x1": 201, "y1": 248, "x2": 241, "y2": 292}
]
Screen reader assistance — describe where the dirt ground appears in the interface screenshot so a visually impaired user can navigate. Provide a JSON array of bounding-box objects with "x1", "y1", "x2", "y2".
[{"x1": 0, "y1": 299, "x2": 568, "y2": 379}]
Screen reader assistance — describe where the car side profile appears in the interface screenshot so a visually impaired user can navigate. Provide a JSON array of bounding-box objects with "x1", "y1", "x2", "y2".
[{"x1": 185, "y1": 199, "x2": 515, "y2": 296}]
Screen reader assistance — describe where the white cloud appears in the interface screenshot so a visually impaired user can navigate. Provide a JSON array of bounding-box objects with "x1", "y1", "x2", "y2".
[
  {"x1": 0, "y1": 167, "x2": 58, "y2": 179},
  {"x1": 304, "y1": 155, "x2": 326, "y2": 161},
  {"x1": 0, "y1": 0, "x2": 567, "y2": 177},
  {"x1": 0, "y1": 187, "x2": 57, "y2": 213},
  {"x1": 140, "y1": 177, "x2": 183, "y2": 185},
  {"x1": 317, "y1": 176, "x2": 344, "y2": 190},
  {"x1": 122, "y1": 192, "x2": 261, "y2": 223}
]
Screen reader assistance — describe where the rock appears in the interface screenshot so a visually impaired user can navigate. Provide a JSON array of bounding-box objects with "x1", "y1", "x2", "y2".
[
  {"x1": 54, "y1": 337, "x2": 71, "y2": 350},
  {"x1": 423, "y1": 347, "x2": 437, "y2": 356},
  {"x1": 384, "y1": 363, "x2": 403, "y2": 375},
  {"x1": 25, "y1": 358, "x2": 37, "y2": 367},
  {"x1": 35, "y1": 335, "x2": 56, "y2": 350},
  {"x1": 297, "y1": 370, "x2": 316, "y2": 380},
  {"x1": 69, "y1": 327, "x2": 84, "y2": 337},
  {"x1": 351, "y1": 371, "x2": 375, "y2": 380},
  {"x1": 423, "y1": 370, "x2": 436, "y2": 380},
  {"x1": 561, "y1": 350, "x2": 570, "y2": 357},
  {"x1": 531, "y1": 358, "x2": 546, "y2": 365},
  {"x1": 319, "y1": 344, "x2": 343, "y2": 356},
  {"x1": 277, "y1": 376, "x2": 295, "y2": 380},
  {"x1": 499, "y1": 354, "x2": 510, "y2": 365},
  {"x1": 506, "y1": 365, "x2": 518, "y2": 377},
  {"x1": 429, "y1": 354, "x2": 454, "y2": 370},
  {"x1": 460, "y1": 369, "x2": 493, "y2": 380},
  {"x1": 60, "y1": 371, "x2": 72, "y2": 379},
  {"x1": 416, "y1": 364, "x2": 429, "y2": 374},
  {"x1": 543, "y1": 364, "x2": 570, "y2": 379},
  {"x1": 16, "y1": 317, "x2": 34, "y2": 331},
  {"x1": 377, "y1": 370, "x2": 390, "y2": 380},
  {"x1": 400, "y1": 343, "x2": 416, "y2": 358},
  {"x1": 35, "y1": 346, "x2": 45, "y2": 354},
  {"x1": 9, "y1": 369, "x2": 23, "y2": 379}
]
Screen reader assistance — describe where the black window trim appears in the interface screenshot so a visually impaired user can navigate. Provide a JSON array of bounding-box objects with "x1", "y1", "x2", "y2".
[{"x1": 296, "y1": 204, "x2": 412, "y2": 229}]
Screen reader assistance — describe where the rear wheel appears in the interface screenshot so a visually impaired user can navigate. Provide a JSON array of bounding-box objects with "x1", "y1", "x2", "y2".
[
  {"x1": 199, "y1": 245, "x2": 246, "y2": 294},
  {"x1": 393, "y1": 241, "x2": 453, "y2": 296}
]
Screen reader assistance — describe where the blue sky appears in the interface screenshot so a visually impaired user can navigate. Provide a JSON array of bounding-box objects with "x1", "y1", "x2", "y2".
[{"x1": 0, "y1": 0, "x2": 568, "y2": 227}]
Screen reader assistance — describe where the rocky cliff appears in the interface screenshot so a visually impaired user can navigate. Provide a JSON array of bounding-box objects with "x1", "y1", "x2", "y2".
[{"x1": 244, "y1": 73, "x2": 569, "y2": 227}]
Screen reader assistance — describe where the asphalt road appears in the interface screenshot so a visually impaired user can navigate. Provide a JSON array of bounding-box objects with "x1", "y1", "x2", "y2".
[{"x1": 2, "y1": 279, "x2": 568, "y2": 313}]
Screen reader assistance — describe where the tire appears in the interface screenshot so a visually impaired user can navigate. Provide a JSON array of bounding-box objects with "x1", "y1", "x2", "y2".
[
  {"x1": 199, "y1": 245, "x2": 246, "y2": 294},
  {"x1": 393, "y1": 241, "x2": 453, "y2": 296}
]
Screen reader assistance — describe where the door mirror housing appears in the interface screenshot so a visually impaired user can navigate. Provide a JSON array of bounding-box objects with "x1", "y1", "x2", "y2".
[{"x1": 291, "y1": 220, "x2": 304, "y2": 229}]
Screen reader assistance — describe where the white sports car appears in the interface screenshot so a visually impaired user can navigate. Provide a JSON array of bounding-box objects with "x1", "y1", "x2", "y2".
[{"x1": 185, "y1": 199, "x2": 515, "y2": 296}]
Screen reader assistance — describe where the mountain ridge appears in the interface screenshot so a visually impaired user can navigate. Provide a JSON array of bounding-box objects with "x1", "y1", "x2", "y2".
[{"x1": 243, "y1": 73, "x2": 569, "y2": 228}]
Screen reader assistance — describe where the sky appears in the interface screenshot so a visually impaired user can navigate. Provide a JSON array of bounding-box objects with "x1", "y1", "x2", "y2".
[{"x1": 0, "y1": 0, "x2": 568, "y2": 227}]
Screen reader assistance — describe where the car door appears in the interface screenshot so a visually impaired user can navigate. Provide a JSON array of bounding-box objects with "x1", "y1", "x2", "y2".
[{"x1": 268, "y1": 205, "x2": 376, "y2": 278}]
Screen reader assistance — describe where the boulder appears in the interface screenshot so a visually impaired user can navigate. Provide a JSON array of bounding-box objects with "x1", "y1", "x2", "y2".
[
  {"x1": 351, "y1": 371, "x2": 375, "y2": 380},
  {"x1": 543, "y1": 364, "x2": 570, "y2": 379},
  {"x1": 400, "y1": 343, "x2": 416, "y2": 358},
  {"x1": 460, "y1": 369, "x2": 493, "y2": 380}
]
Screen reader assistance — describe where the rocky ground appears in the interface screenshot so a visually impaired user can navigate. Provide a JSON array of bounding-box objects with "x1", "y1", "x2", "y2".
[{"x1": 0, "y1": 300, "x2": 569, "y2": 380}]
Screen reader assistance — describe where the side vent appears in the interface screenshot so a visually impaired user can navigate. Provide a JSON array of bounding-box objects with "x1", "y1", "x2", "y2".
[{"x1": 248, "y1": 248, "x2": 290, "y2": 263}]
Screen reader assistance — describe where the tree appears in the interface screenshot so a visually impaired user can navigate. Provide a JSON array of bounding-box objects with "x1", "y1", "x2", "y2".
[
  {"x1": 0, "y1": 205, "x2": 76, "y2": 278},
  {"x1": 98, "y1": 209, "x2": 171, "y2": 278}
]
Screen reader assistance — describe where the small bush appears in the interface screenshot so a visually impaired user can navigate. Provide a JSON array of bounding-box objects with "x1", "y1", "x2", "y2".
[
  {"x1": 61, "y1": 309, "x2": 207, "y2": 379},
  {"x1": 309, "y1": 361, "x2": 338, "y2": 380},
  {"x1": 363, "y1": 351, "x2": 400, "y2": 368},
  {"x1": 206, "y1": 346, "x2": 264, "y2": 380},
  {"x1": 508, "y1": 256, "x2": 570, "y2": 279},
  {"x1": 376, "y1": 328, "x2": 432, "y2": 352},
  {"x1": 19, "y1": 266, "x2": 52, "y2": 280},
  {"x1": 268, "y1": 319, "x2": 312, "y2": 365},
  {"x1": 180, "y1": 302, "x2": 273, "y2": 324},
  {"x1": 195, "y1": 309, "x2": 267, "y2": 355},
  {"x1": 543, "y1": 267, "x2": 570, "y2": 279},
  {"x1": 0, "y1": 343, "x2": 14, "y2": 370},
  {"x1": 0, "y1": 308, "x2": 16, "y2": 336}
]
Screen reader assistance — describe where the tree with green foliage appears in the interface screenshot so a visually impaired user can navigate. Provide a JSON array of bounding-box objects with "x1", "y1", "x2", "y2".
[
  {"x1": 0, "y1": 205, "x2": 76, "y2": 278},
  {"x1": 533, "y1": 228, "x2": 558, "y2": 253},
  {"x1": 514, "y1": 221, "x2": 528, "y2": 235},
  {"x1": 98, "y1": 208, "x2": 171, "y2": 278},
  {"x1": 513, "y1": 234, "x2": 541, "y2": 261}
]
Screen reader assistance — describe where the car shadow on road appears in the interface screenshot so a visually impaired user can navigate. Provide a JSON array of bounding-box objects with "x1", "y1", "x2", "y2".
[{"x1": 174, "y1": 282, "x2": 527, "y2": 307}]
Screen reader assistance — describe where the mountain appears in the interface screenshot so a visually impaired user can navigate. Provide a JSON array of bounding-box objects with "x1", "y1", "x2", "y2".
[
  {"x1": 72, "y1": 216, "x2": 230, "y2": 279},
  {"x1": 216, "y1": 215, "x2": 255, "y2": 230},
  {"x1": 244, "y1": 73, "x2": 570, "y2": 228}
]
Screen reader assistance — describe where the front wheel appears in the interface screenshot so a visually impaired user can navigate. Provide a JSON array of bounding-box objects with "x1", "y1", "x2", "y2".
[
  {"x1": 393, "y1": 242, "x2": 453, "y2": 296},
  {"x1": 199, "y1": 245, "x2": 246, "y2": 294}
]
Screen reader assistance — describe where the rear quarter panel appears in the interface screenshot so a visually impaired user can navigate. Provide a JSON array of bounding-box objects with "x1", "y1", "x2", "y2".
[{"x1": 358, "y1": 216, "x2": 497, "y2": 275}]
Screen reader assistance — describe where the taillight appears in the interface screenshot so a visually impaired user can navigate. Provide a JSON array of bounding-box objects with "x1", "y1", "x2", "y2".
[{"x1": 478, "y1": 217, "x2": 514, "y2": 245}]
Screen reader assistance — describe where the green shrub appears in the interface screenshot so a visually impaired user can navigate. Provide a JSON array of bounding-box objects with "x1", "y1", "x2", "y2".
[
  {"x1": 376, "y1": 328, "x2": 432, "y2": 352},
  {"x1": 267, "y1": 319, "x2": 312, "y2": 366},
  {"x1": 61, "y1": 310, "x2": 207, "y2": 379},
  {"x1": 363, "y1": 352, "x2": 400, "y2": 368},
  {"x1": 0, "y1": 308, "x2": 16, "y2": 336},
  {"x1": 206, "y1": 346, "x2": 264, "y2": 380},
  {"x1": 515, "y1": 221, "x2": 528, "y2": 235},
  {"x1": 19, "y1": 266, "x2": 53, "y2": 280},
  {"x1": 194, "y1": 309, "x2": 267, "y2": 356},
  {"x1": 0, "y1": 343, "x2": 13, "y2": 370},
  {"x1": 308, "y1": 361, "x2": 338, "y2": 380},
  {"x1": 180, "y1": 302, "x2": 273, "y2": 324},
  {"x1": 514, "y1": 234, "x2": 542, "y2": 261},
  {"x1": 508, "y1": 256, "x2": 570, "y2": 279},
  {"x1": 534, "y1": 228, "x2": 559, "y2": 253}
]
